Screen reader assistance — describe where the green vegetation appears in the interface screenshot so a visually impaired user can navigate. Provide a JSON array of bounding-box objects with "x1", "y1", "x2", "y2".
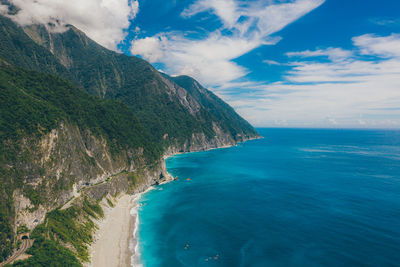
[
  {"x1": 0, "y1": 63, "x2": 160, "y2": 262},
  {"x1": 0, "y1": 15, "x2": 258, "y2": 150},
  {"x1": 0, "y1": 176, "x2": 14, "y2": 262},
  {"x1": 16, "y1": 225, "x2": 29, "y2": 235},
  {"x1": 26, "y1": 198, "x2": 103, "y2": 263},
  {"x1": 12, "y1": 237, "x2": 82, "y2": 267},
  {"x1": 106, "y1": 198, "x2": 114, "y2": 207},
  {"x1": 171, "y1": 75, "x2": 258, "y2": 138},
  {"x1": 0, "y1": 15, "x2": 72, "y2": 80},
  {"x1": 82, "y1": 198, "x2": 103, "y2": 220},
  {"x1": 127, "y1": 171, "x2": 148, "y2": 190},
  {"x1": 0, "y1": 12, "x2": 259, "y2": 264},
  {"x1": 22, "y1": 186, "x2": 44, "y2": 210},
  {"x1": 0, "y1": 63, "x2": 160, "y2": 160}
]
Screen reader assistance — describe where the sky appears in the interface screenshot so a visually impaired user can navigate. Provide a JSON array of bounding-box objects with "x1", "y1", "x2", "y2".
[{"x1": 1, "y1": 0, "x2": 400, "y2": 128}]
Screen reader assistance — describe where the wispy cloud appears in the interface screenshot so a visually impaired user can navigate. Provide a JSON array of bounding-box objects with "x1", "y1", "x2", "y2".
[
  {"x1": 286, "y1": 48, "x2": 353, "y2": 62},
  {"x1": 370, "y1": 17, "x2": 400, "y2": 27},
  {"x1": 262, "y1": 59, "x2": 284, "y2": 66},
  {"x1": 225, "y1": 34, "x2": 400, "y2": 128},
  {"x1": 0, "y1": 0, "x2": 139, "y2": 50},
  {"x1": 182, "y1": 0, "x2": 239, "y2": 29},
  {"x1": 353, "y1": 33, "x2": 400, "y2": 58},
  {"x1": 131, "y1": 0, "x2": 325, "y2": 86}
]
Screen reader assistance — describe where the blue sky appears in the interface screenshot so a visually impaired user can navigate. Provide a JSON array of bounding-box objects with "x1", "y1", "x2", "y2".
[
  {"x1": 123, "y1": 0, "x2": 400, "y2": 128},
  {"x1": 2, "y1": 0, "x2": 400, "y2": 128}
]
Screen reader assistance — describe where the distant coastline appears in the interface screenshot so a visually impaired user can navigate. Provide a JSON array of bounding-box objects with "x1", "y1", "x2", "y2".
[
  {"x1": 129, "y1": 129, "x2": 400, "y2": 266},
  {"x1": 87, "y1": 137, "x2": 261, "y2": 267}
]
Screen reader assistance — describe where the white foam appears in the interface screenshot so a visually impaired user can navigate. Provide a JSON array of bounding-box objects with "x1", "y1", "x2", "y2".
[
  {"x1": 130, "y1": 186, "x2": 157, "y2": 267},
  {"x1": 130, "y1": 206, "x2": 142, "y2": 266}
]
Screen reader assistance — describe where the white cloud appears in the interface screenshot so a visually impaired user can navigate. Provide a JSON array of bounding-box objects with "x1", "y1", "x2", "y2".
[
  {"x1": 132, "y1": 0, "x2": 325, "y2": 86},
  {"x1": 133, "y1": 30, "x2": 267, "y2": 85},
  {"x1": 246, "y1": 0, "x2": 325, "y2": 38},
  {"x1": 0, "y1": 0, "x2": 139, "y2": 50},
  {"x1": 353, "y1": 33, "x2": 400, "y2": 58},
  {"x1": 286, "y1": 47, "x2": 353, "y2": 62},
  {"x1": 263, "y1": 59, "x2": 283, "y2": 66},
  {"x1": 223, "y1": 34, "x2": 400, "y2": 128},
  {"x1": 132, "y1": 36, "x2": 165, "y2": 62},
  {"x1": 182, "y1": 0, "x2": 239, "y2": 29}
]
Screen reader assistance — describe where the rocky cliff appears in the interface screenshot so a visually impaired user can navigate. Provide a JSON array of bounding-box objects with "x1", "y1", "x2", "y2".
[{"x1": 0, "y1": 13, "x2": 260, "y2": 265}]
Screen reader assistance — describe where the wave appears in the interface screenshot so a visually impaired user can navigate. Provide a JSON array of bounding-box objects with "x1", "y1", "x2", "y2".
[{"x1": 130, "y1": 186, "x2": 157, "y2": 267}]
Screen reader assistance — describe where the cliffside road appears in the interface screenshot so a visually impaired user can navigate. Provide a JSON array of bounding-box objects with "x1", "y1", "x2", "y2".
[
  {"x1": 60, "y1": 170, "x2": 127, "y2": 210},
  {"x1": 0, "y1": 237, "x2": 30, "y2": 266}
]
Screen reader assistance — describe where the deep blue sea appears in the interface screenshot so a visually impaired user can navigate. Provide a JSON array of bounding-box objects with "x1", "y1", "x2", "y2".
[{"x1": 137, "y1": 129, "x2": 400, "y2": 266}]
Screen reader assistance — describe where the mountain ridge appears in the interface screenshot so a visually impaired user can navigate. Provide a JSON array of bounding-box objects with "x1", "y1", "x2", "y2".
[
  {"x1": 19, "y1": 21, "x2": 259, "y2": 147},
  {"x1": 0, "y1": 14, "x2": 260, "y2": 265}
]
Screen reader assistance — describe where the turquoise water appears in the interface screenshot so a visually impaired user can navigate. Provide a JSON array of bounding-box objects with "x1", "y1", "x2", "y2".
[{"x1": 138, "y1": 129, "x2": 400, "y2": 266}]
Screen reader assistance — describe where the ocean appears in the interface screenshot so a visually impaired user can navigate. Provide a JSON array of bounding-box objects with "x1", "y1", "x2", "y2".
[{"x1": 137, "y1": 128, "x2": 400, "y2": 266}]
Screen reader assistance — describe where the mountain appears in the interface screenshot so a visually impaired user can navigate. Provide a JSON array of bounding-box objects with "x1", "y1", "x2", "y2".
[
  {"x1": 0, "y1": 14, "x2": 72, "y2": 79},
  {"x1": 0, "y1": 61, "x2": 163, "y2": 264},
  {"x1": 170, "y1": 75, "x2": 257, "y2": 140},
  {"x1": 1, "y1": 16, "x2": 259, "y2": 149},
  {"x1": 0, "y1": 14, "x2": 259, "y2": 265}
]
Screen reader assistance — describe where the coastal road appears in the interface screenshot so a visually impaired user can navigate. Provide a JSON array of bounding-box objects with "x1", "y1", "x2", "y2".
[{"x1": 0, "y1": 237, "x2": 29, "y2": 266}]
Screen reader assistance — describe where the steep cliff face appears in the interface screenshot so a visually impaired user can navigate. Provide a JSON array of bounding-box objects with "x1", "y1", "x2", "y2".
[
  {"x1": 11, "y1": 123, "x2": 250, "y2": 236},
  {"x1": 0, "y1": 14, "x2": 259, "y2": 151},
  {"x1": 7, "y1": 120, "x2": 251, "y2": 264},
  {"x1": 10, "y1": 121, "x2": 250, "y2": 233},
  {"x1": 0, "y1": 15, "x2": 72, "y2": 79},
  {"x1": 0, "y1": 63, "x2": 162, "y2": 262},
  {"x1": 17, "y1": 21, "x2": 260, "y2": 148},
  {"x1": 171, "y1": 75, "x2": 258, "y2": 141},
  {"x1": 2, "y1": 120, "x2": 170, "y2": 263},
  {"x1": 0, "y1": 59, "x2": 258, "y2": 264},
  {"x1": 0, "y1": 13, "x2": 260, "y2": 264},
  {"x1": 11, "y1": 122, "x2": 148, "y2": 231}
]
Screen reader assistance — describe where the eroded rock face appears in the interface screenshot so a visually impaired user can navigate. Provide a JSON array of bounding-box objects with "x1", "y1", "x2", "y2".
[
  {"x1": 11, "y1": 116, "x2": 259, "y2": 234},
  {"x1": 12, "y1": 118, "x2": 254, "y2": 232},
  {"x1": 12, "y1": 122, "x2": 164, "y2": 231},
  {"x1": 163, "y1": 121, "x2": 259, "y2": 156},
  {"x1": 159, "y1": 74, "x2": 201, "y2": 115},
  {"x1": 13, "y1": 190, "x2": 47, "y2": 230}
]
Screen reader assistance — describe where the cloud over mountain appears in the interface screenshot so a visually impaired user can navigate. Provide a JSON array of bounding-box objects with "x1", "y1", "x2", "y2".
[{"x1": 0, "y1": 0, "x2": 139, "y2": 50}]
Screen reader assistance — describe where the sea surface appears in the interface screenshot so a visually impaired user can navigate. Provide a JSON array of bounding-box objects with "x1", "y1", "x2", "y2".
[{"x1": 137, "y1": 129, "x2": 400, "y2": 266}]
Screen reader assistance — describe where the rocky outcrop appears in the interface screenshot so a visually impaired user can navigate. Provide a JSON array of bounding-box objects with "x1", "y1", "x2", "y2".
[
  {"x1": 159, "y1": 74, "x2": 201, "y2": 115},
  {"x1": 12, "y1": 122, "x2": 164, "y2": 232},
  {"x1": 13, "y1": 191, "x2": 47, "y2": 230},
  {"x1": 0, "y1": 14, "x2": 260, "y2": 263},
  {"x1": 164, "y1": 121, "x2": 260, "y2": 156},
  {"x1": 12, "y1": 118, "x2": 257, "y2": 233}
]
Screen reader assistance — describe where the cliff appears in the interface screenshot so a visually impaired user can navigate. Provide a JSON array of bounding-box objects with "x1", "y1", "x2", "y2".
[
  {"x1": 0, "y1": 14, "x2": 260, "y2": 265},
  {"x1": 0, "y1": 16, "x2": 259, "y2": 149}
]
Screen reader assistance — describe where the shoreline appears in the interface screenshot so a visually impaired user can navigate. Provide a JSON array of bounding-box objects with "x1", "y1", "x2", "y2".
[
  {"x1": 130, "y1": 185, "x2": 157, "y2": 267},
  {"x1": 87, "y1": 194, "x2": 137, "y2": 267},
  {"x1": 88, "y1": 137, "x2": 261, "y2": 266},
  {"x1": 163, "y1": 136, "x2": 262, "y2": 160},
  {"x1": 86, "y1": 186, "x2": 159, "y2": 267}
]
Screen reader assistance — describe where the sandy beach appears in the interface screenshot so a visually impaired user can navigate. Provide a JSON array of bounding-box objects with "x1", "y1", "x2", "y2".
[
  {"x1": 87, "y1": 194, "x2": 138, "y2": 267},
  {"x1": 86, "y1": 147, "x2": 235, "y2": 267}
]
